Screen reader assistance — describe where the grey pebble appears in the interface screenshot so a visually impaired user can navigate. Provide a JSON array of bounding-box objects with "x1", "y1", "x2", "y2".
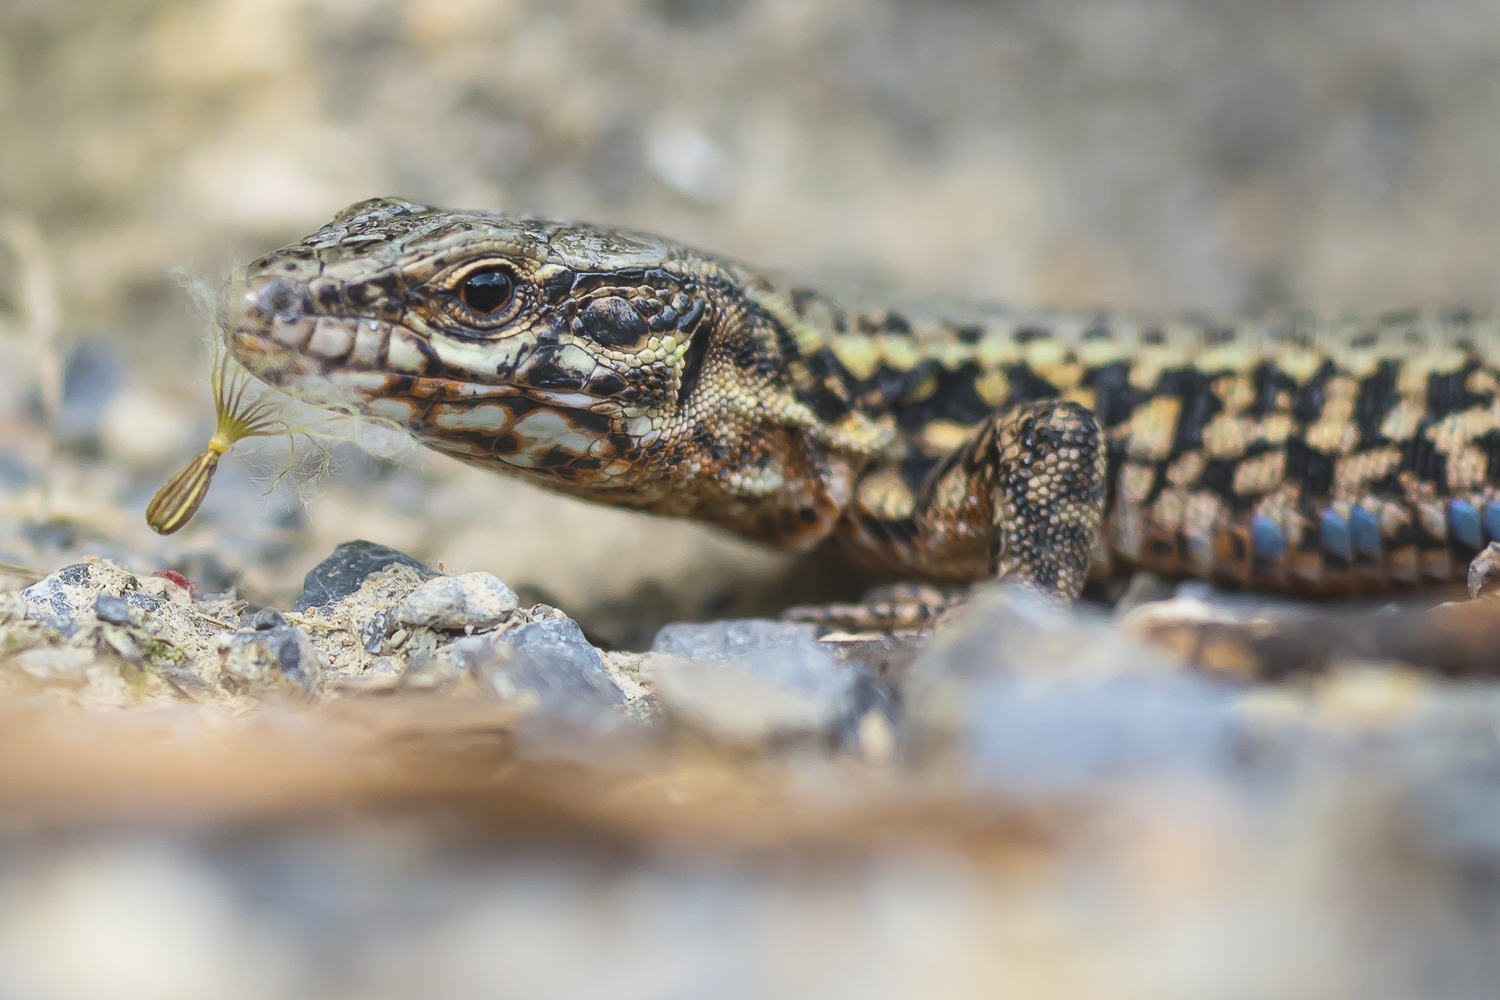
[
  {"x1": 293, "y1": 540, "x2": 437, "y2": 612},
  {"x1": 474, "y1": 618, "x2": 624, "y2": 718},
  {"x1": 20, "y1": 563, "x2": 92, "y2": 637},
  {"x1": 94, "y1": 594, "x2": 132, "y2": 627},
  {"x1": 221, "y1": 614, "x2": 320, "y2": 694},
  {"x1": 250, "y1": 608, "x2": 287, "y2": 631},
  {"x1": 125, "y1": 591, "x2": 164, "y2": 613},
  {"x1": 901, "y1": 585, "x2": 1243, "y2": 789},
  {"x1": 646, "y1": 619, "x2": 858, "y2": 745},
  {"x1": 359, "y1": 608, "x2": 396, "y2": 653}
]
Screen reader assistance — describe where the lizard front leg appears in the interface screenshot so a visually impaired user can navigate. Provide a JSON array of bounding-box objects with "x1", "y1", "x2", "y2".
[
  {"x1": 785, "y1": 399, "x2": 1109, "y2": 630},
  {"x1": 978, "y1": 398, "x2": 1109, "y2": 598}
]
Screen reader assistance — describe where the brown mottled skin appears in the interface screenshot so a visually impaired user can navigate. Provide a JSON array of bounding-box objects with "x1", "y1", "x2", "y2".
[{"x1": 225, "y1": 197, "x2": 1500, "y2": 624}]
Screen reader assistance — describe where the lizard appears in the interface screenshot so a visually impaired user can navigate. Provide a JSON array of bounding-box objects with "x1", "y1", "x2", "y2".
[{"x1": 221, "y1": 196, "x2": 1500, "y2": 632}]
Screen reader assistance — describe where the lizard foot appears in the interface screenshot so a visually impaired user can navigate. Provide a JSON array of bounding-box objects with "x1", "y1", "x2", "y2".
[{"x1": 782, "y1": 583, "x2": 965, "y2": 633}]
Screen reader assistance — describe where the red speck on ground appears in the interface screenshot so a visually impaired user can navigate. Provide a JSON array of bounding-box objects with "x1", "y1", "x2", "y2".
[{"x1": 152, "y1": 569, "x2": 197, "y2": 596}]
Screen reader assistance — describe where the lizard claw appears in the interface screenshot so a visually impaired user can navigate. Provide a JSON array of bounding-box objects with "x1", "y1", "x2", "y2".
[{"x1": 1467, "y1": 541, "x2": 1500, "y2": 599}]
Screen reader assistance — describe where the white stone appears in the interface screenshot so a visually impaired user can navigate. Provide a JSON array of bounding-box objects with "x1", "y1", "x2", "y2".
[{"x1": 397, "y1": 573, "x2": 518, "y2": 631}]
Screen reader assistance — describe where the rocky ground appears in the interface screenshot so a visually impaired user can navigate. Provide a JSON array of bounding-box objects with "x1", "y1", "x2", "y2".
[
  {"x1": 5, "y1": 532, "x2": 1500, "y2": 998},
  {"x1": 8, "y1": 1, "x2": 1500, "y2": 997}
]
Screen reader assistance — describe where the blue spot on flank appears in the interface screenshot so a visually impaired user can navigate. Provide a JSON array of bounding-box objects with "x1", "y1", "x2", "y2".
[
  {"x1": 1449, "y1": 499, "x2": 1484, "y2": 549},
  {"x1": 1486, "y1": 502, "x2": 1500, "y2": 545},
  {"x1": 1351, "y1": 504, "x2": 1382, "y2": 558},
  {"x1": 1251, "y1": 515, "x2": 1284, "y2": 558},
  {"x1": 1321, "y1": 508, "x2": 1352, "y2": 560}
]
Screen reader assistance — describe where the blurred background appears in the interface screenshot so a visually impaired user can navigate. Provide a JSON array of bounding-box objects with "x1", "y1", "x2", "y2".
[{"x1": 4, "y1": 3, "x2": 1500, "y2": 997}]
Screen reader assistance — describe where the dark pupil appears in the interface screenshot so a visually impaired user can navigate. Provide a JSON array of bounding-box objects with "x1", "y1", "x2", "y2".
[{"x1": 460, "y1": 270, "x2": 512, "y2": 314}]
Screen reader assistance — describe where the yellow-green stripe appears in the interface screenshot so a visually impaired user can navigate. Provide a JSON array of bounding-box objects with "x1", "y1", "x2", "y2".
[{"x1": 145, "y1": 451, "x2": 221, "y2": 535}]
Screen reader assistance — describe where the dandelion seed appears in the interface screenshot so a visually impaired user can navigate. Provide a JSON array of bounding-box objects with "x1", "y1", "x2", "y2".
[
  {"x1": 145, "y1": 348, "x2": 305, "y2": 535},
  {"x1": 145, "y1": 448, "x2": 220, "y2": 534}
]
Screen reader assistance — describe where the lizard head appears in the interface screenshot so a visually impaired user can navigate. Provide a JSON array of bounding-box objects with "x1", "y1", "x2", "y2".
[{"x1": 223, "y1": 197, "x2": 740, "y2": 494}]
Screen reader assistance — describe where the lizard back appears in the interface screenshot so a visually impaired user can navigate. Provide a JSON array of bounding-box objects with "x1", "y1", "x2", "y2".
[{"x1": 768, "y1": 290, "x2": 1500, "y2": 592}]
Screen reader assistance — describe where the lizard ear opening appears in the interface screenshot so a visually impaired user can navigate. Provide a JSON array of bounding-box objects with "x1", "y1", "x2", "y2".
[
  {"x1": 675, "y1": 320, "x2": 712, "y2": 407},
  {"x1": 577, "y1": 296, "x2": 650, "y2": 348}
]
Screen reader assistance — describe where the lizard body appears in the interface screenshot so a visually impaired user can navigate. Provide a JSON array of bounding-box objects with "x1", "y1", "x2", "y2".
[{"x1": 225, "y1": 198, "x2": 1500, "y2": 607}]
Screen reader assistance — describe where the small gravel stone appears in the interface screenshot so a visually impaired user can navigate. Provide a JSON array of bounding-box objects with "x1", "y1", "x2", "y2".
[
  {"x1": 901, "y1": 585, "x2": 1243, "y2": 789},
  {"x1": 359, "y1": 608, "x2": 397, "y2": 652},
  {"x1": 20, "y1": 561, "x2": 194, "y2": 647},
  {"x1": 22, "y1": 566, "x2": 87, "y2": 637},
  {"x1": 818, "y1": 632, "x2": 927, "y2": 684},
  {"x1": 125, "y1": 591, "x2": 164, "y2": 613},
  {"x1": 397, "y1": 573, "x2": 518, "y2": 631},
  {"x1": 249, "y1": 608, "x2": 287, "y2": 631},
  {"x1": 292, "y1": 540, "x2": 437, "y2": 612},
  {"x1": 94, "y1": 594, "x2": 131, "y2": 627},
  {"x1": 488, "y1": 618, "x2": 624, "y2": 716},
  {"x1": 652, "y1": 618, "x2": 816, "y2": 660},
  {"x1": 220, "y1": 616, "x2": 320, "y2": 695},
  {"x1": 646, "y1": 619, "x2": 858, "y2": 745}
]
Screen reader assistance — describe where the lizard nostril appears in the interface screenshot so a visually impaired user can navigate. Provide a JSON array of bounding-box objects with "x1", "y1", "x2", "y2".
[
  {"x1": 265, "y1": 280, "x2": 298, "y2": 315},
  {"x1": 234, "y1": 279, "x2": 298, "y2": 325}
]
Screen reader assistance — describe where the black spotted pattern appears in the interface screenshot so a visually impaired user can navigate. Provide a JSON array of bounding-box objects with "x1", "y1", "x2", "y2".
[
  {"x1": 1289, "y1": 361, "x2": 1336, "y2": 424},
  {"x1": 1400, "y1": 418, "x2": 1447, "y2": 487},
  {"x1": 1000, "y1": 363, "x2": 1061, "y2": 408},
  {"x1": 1086, "y1": 361, "x2": 1150, "y2": 429},
  {"x1": 1156, "y1": 368, "x2": 1220, "y2": 452},
  {"x1": 1428, "y1": 363, "x2": 1487, "y2": 419},
  {"x1": 1284, "y1": 437, "x2": 1337, "y2": 501},
  {"x1": 893, "y1": 361, "x2": 989, "y2": 432},
  {"x1": 1354, "y1": 361, "x2": 1400, "y2": 448}
]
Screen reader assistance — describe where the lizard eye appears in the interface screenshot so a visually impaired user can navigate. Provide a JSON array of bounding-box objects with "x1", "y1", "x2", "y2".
[{"x1": 459, "y1": 269, "x2": 514, "y2": 315}]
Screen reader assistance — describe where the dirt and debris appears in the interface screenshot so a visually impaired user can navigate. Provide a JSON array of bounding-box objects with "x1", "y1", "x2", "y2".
[
  {"x1": 1, "y1": 545, "x2": 644, "y2": 715},
  {"x1": 1, "y1": 542, "x2": 906, "y2": 737},
  {"x1": 4, "y1": 540, "x2": 1500, "y2": 998}
]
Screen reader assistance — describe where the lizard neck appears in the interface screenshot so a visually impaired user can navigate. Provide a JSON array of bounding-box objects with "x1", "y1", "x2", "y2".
[{"x1": 452, "y1": 267, "x2": 895, "y2": 552}]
